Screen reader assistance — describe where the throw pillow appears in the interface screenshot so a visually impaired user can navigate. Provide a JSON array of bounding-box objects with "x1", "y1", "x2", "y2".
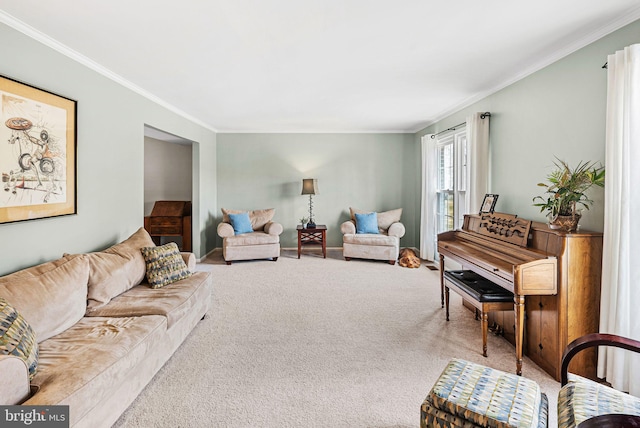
[
  {"x1": 140, "y1": 242, "x2": 192, "y2": 289},
  {"x1": 0, "y1": 297, "x2": 39, "y2": 380},
  {"x1": 228, "y1": 212, "x2": 253, "y2": 234},
  {"x1": 376, "y1": 208, "x2": 403, "y2": 230},
  {"x1": 355, "y1": 212, "x2": 379, "y2": 234}
]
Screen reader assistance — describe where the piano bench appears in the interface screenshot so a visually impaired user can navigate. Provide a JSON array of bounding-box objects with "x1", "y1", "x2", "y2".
[{"x1": 443, "y1": 270, "x2": 514, "y2": 357}]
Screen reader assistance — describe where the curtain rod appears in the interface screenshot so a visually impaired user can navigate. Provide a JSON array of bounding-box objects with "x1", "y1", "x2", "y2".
[{"x1": 430, "y1": 112, "x2": 491, "y2": 139}]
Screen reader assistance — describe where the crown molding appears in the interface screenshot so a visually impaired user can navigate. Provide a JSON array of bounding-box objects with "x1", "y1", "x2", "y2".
[
  {"x1": 216, "y1": 129, "x2": 413, "y2": 134},
  {"x1": 0, "y1": 10, "x2": 218, "y2": 134}
]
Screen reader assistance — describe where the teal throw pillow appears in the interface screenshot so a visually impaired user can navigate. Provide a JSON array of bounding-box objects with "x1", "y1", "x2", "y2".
[
  {"x1": 355, "y1": 212, "x2": 379, "y2": 234},
  {"x1": 228, "y1": 212, "x2": 253, "y2": 234},
  {"x1": 140, "y1": 242, "x2": 192, "y2": 289},
  {"x1": 0, "y1": 297, "x2": 39, "y2": 380}
]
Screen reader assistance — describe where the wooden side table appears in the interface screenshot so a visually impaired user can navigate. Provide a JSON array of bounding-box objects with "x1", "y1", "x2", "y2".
[{"x1": 297, "y1": 225, "x2": 327, "y2": 258}]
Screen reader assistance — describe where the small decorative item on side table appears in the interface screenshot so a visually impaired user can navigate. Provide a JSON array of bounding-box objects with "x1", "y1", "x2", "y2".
[{"x1": 297, "y1": 224, "x2": 326, "y2": 259}]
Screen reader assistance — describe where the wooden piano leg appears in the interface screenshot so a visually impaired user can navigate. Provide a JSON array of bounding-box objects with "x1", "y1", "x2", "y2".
[
  {"x1": 445, "y1": 286, "x2": 450, "y2": 321},
  {"x1": 514, "y1": 294, "x2": 525, "y2": 375},
  {"x1": 482, "y1": 311, "x2": 488, "y2": 357},
  {"x1": 439, "y1": 255, "x2": 445, "y2": 308}
]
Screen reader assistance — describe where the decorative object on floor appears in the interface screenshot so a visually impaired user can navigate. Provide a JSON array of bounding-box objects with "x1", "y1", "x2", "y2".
[
  {"x1": 342, "y1": 207, "x2": 405, "y2": 265},
  {"x1": 0, "y1": 75, "x2": 77, "y2": 224},
  {"x1": 479, "y1": 193, "x2": 498, "y2": 214},
  {"x1": 218, "y1": 208, "x2": 283, "y2": 264},
  {"x1": 421, "y1": 358, "x2": 548, "y2": 428},
  {"x1": 533, "y1": 158, "x2": 605, "y2": 232},
  {"x1": 301, "y1": 178, "x2": 318, "y2": 228},
  {"x1": 144, "y1": 200, "x2": 192, "y2": 251},
  {"x1": 398, "y1": 248, "x2": 421, "y2": 268}
]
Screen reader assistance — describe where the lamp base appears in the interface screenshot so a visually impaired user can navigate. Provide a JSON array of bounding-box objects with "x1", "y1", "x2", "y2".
[{"x1": 306, "y1": 221, "x2": 316, "y2": 229}]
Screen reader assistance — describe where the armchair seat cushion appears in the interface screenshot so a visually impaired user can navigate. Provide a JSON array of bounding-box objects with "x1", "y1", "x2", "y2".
[
  {"x1": 343, "y1": 233, "x2": 397, "y2": 247},
  {"x1": 558, "y1": 374, "x2": 640, "y2": 428},
  {"x1": 224, "y1": 231, "x2": 279, "y2": 247}
]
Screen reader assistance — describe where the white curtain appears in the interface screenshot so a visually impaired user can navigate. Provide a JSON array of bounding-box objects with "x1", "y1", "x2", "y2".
[
  {"x1": 598, "y1": 43, "x2": 640, "y2": 395},
  {"x1": 466, "y1": 113, "x2": 490, "y2": 214},
  {"x1": 419, "y1": 134, "x2": 436, "y2": 261}
]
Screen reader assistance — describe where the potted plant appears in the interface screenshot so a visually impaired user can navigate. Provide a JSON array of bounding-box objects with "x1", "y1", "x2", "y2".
[
  {"x1": 533, "y1": 159, "x2": 605, "y2": 232},
  {"x1": 299, "y1": 216, "x2": 309, "y2": 228}
]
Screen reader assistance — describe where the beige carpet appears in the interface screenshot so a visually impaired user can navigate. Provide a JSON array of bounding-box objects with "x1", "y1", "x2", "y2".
[{"x1": 113, "y1": 249, "x2": 560, "y2": 427}]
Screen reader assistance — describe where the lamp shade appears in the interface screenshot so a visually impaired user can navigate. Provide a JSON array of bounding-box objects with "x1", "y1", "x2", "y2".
[{"x1": 301, "y1": 178, "x2": 318, "y2": 195}]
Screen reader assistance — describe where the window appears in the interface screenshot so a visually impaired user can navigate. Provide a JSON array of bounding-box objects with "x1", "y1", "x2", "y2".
[{"x1": 435, "y1": 129, "x2": 467, "y2": 233}]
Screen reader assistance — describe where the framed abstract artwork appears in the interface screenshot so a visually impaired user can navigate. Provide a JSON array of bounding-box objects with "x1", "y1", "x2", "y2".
[{"x1": 0, "y1": 75, "x2": 77, "y2": 224}]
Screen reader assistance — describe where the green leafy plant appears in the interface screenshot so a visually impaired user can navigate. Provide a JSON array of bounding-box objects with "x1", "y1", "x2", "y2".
[
  {"x1": 299, "y1": 216, "x2": 309, "y2": 225},
  {"x1": 533, "y1": 159, "x2": 605, "y2": 219}
]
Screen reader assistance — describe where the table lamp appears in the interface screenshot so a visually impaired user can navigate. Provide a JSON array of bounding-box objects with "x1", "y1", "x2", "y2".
[{"x1": 301, "y1": 178, "x2": 318, "y2": 228}]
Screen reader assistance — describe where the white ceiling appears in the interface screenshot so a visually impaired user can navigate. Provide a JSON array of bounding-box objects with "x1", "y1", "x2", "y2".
[{"x1": 2, "y1": 1, "x2": 640, "y2": 133}]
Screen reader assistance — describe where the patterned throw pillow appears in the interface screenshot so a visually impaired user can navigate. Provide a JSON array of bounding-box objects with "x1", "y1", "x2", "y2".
[
  {"x1": 140, "y1": 243, "x2": 192, "y2": 289},
  {"x1": 0, "y1": 297, "x2": 38, "y2": 380}
]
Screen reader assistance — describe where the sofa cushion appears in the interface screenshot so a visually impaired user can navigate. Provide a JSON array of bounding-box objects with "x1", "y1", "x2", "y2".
[
  {"x1": 228, "y1": 212, "x2": 253, "y2": 234},
  {"x1": 85, "y1": 228, "x2": 156, "y2": 313},
  {"x1": 0, "y1": 255, "x2": 89, "y2": 342},
  {"x1": 355, "y1": 212, "x2": 379, "y2": 234},
  {"x1": 343, "y1": 233, "x2": 397, "y2": 246},
  {"x1": 0, "y1": 297, "x2": 38, "y2": 380},
  {"x1": 26, "y1": 315, "x2": 167, "y2": 426},
  {"x1": 558, "y1": 373, "x2": 640, "y2": 428},
  {"x1": 84, "y1": 271, "x2": 211, "y2": 329},
  {"x1": 140, "y1": 242, "x2": 192, "y2": 289},
  {"x1": 222, "y1": 208, "x2": 275, "y2": 231},
  {"x1": 224, "y1": 231, "x2": 279, "y2": 246}
]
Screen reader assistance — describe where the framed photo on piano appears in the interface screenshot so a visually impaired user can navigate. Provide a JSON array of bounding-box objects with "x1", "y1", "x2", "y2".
[{"x1": 479, "y1": 194, "x2": 499, "y2": 214}]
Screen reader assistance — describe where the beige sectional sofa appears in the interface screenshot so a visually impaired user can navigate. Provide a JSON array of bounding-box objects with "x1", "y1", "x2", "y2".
[{"x1": 0, "y1": 228, "x2": 213, "y2": 428}]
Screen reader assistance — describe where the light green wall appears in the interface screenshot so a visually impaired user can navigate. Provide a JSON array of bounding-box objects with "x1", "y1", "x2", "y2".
[
  {"x1": 415, "y1": 19, "x2": 640, "y2": 240},
  {"x1": 217, "y1": 133, "x2": 419, "y2": 248},
  {"x1": 0, "y1": 23, "x2": 217, "y2": 275}
]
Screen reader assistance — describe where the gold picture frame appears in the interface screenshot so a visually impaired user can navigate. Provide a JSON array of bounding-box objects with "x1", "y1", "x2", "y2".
[{"x1": 0, "y1": 75, "x2": 77, "y2": 224}]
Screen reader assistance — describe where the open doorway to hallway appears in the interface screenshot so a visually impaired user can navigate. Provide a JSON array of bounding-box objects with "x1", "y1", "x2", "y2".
[{"x1": 143, "y1": 125, "x2": 193, "y2": 250}]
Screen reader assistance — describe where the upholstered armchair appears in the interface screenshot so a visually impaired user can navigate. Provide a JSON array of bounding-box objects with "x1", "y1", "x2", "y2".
[
  {"x1": 341, "y1": 207, "x2": 405, "y2": 265},
  {"x1": 558, "y1": 333, "x2": 640, "y2": 427},
  {"x1": 217, "y1": 208, "x2": 283, "y2": 265}
]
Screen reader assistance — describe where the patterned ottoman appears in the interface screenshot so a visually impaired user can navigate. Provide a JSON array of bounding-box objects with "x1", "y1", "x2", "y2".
[
  {"x1": 558, "y1": 373, "x2": 640, "y2": 427},
  {"x1": 421, "y1": 359, "x2": 548, "y2": 428}
]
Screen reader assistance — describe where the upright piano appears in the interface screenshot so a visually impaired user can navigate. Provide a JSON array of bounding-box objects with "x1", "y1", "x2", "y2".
[{"x1": 438, "y1": 213, "x2": 603, "y2": 380}]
